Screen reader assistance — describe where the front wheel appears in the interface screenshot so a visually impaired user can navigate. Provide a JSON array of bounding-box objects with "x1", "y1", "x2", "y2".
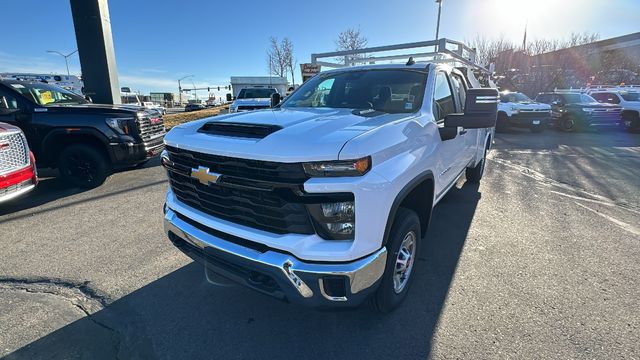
[
  {"x1": 370, "y1": 208, "x2": 420, "y2": 313},
  {"x1": 622, "y1": 112, "x2": 640, "y2": 133},
  {"x1": 559, "y1": 115, "x2": 577, "y2": 132},
  {"x1": 58, "y1": 144, "x2": 110, "y2": 188}
]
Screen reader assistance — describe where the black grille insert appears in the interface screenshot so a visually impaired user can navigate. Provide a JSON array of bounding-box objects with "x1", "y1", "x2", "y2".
[
  {"x1": 165, "y1": 146, "x2": 315, "y2": 234},
  {"x1": 198, "y1": 122, "x2": 282, "y2": 139}
]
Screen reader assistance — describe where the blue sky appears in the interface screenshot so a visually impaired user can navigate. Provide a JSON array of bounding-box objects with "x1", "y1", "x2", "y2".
[{"x1": 0, "y1": 0, "x2": 638, "y2": 95}]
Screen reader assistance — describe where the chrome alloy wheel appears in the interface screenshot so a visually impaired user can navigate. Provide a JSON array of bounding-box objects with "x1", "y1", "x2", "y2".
[{"x1": 393, "y1": 231, "x2": 417, "y2": 293}]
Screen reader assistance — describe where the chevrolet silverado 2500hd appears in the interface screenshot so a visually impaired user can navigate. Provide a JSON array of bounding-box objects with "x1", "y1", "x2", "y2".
[{"x1": 161, "y1": 63, "x2": 498, "y2": 312}]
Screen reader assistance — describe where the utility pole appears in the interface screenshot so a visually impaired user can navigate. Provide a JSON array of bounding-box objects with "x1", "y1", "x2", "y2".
[
  {"x1": 46, "y1": 50, "x2": 78, "y2": 76},
  {"x1": 177, "y1": 75, "x2": 193, "y2": 106},
  {"x1": 435, "y1": 0, "x2": 443, "y2": 40}
]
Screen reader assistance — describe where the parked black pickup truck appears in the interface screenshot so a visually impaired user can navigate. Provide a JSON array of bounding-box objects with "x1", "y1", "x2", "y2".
[{"x1": 0, "y1": 80, "x2": 165, "y2": 187}]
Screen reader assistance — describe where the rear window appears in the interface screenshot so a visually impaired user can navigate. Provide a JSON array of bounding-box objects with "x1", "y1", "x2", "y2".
[{"x1": 237, "y1": 88, "x2": 277, "y2": 99}]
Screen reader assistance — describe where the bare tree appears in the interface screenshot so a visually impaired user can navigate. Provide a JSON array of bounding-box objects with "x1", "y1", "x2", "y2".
[
  {"x1": 467, "y1": 35, "x2": 515, "y2": 67},
  {"x1": 267, "y1": 36, "x2": 289, "y2": 77},
  {"x1": 335, "y1": 27, "x2": 368, "y2": 65}
]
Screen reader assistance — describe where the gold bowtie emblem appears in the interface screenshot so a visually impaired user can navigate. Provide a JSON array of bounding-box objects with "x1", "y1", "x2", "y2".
[{"x1": 190, "y1": 166, "x2": 220, "y2": 185}]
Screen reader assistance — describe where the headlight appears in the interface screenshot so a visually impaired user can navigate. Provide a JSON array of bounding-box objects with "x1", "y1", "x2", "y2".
[
  {"x1": 303, "y1": 157, "x2": 371, "y2": 177},
  {"x1": 582, "y1": 108, "x2": 594, "y2": 113},
  {"x1": 308, "y1": 200, "x2": 355, "y2": 240},
  {"x1": 510, "y1": 105, "x2": 519, "y2": 113},
  {"x1": 105, "y1": 117, "x2": 133, "y2": 135}
]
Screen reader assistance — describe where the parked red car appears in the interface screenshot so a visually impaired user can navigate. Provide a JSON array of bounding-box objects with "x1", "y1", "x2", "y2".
[{"x1": 0, "y1": 122, "x2": 37, "y2": 203}]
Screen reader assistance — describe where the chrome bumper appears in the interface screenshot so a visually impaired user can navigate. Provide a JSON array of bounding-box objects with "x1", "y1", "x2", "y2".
[{"x1": 164, "y1": 208, "x2": 387, "y2": 305}]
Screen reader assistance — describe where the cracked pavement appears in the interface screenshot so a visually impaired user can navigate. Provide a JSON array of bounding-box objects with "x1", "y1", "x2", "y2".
[{"x1": 0, "y1": 127, "x2": 638, "y2": 359}]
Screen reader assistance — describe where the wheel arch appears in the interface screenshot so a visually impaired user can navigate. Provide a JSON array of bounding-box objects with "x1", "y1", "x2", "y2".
[
  {"x1": 41, "y1": 129, "x2": 111, "y2": 167},
  {"x1": 382, "y1": 171, "x2": 435, "y2": 245}
]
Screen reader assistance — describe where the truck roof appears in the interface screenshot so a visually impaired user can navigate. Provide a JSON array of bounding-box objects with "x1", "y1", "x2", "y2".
[{"x1": 320, "y1": 63, "x2": 430, "y2": 75}]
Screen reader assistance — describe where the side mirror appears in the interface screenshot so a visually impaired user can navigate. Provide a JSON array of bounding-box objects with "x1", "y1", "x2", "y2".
[
  {"x1": 551, "y1": 100, "x2": 560, "y2": 105},
  {"x1": 85, "y1": 95, "x2": 93, "y2": 103},
  {"x1": 270, "y1": 93, "x2": 281, "y2": 108},
  {"x1": 444, "y1": 88, "x2": 498, "y2": 129},
  {"x1": 226, "y1": 93, "x2": 232, "y2": 102}
]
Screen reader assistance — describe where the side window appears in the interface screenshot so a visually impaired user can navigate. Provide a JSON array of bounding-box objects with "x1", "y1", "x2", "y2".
[
  {"x1": 592, "y1": 93, "x2": 620, "y2": 104},
  {"x1": 449, "y1": 73, "x2": 467, "y2": 111},
  {"x1": 0, "y1": 89, "x2": 20, "y2": 112},
  {"x1": 433, "y1": 72, "x2": 456, "y2": 122}
]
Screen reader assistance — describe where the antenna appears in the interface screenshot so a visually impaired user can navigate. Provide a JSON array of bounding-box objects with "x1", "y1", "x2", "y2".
[{"x1": 406, "y1": 57, "x2": 416, "y2": 66}]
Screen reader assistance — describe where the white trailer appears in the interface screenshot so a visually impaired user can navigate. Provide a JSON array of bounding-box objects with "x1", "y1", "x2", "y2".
[{"x1": 230, "y1": 76, "x2": 288, "y2": 99}]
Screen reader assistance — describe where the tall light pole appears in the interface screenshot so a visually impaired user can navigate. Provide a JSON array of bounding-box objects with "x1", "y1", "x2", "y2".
[
  {"x1": 46, "y1": 50, "x2": 78, "y2": 76},
  {"x1": 435, "y1": 0, "x2": 443, "y2": 40},
  {"x1": 177, "y1": 75, "x2": 193, "y2": 106}
]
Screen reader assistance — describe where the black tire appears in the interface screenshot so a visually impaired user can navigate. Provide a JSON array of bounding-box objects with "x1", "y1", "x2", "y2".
[
  {"x1": 370, "y1": 208, "x2": 421, "y2": 313},
  {"x1": 466, "y1": 145, "x2": 487, "y2": 183},
  {"x1": 530, "y1": 124, "x2": 545, "y2": 133},
  {"x1": 495, "y1": 113, "x2": 509, "y2": 133},
  {"x1": 622, "y1": 112, "x2": 640, "y2": 133},
  {"x1": 559, "y1": 114, "x2": 576, "y2": 132},
  {"x1": 58, "y1": 144, "x2": 110, "y2": 188}
]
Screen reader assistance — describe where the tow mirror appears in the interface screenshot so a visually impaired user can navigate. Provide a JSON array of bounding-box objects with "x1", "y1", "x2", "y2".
[
  {"x1": 270, "y1": 93, "x2": 281, "y2": 108},
  {"x1": 444, "y1": 88, "x2": 498, "y2": 129}
]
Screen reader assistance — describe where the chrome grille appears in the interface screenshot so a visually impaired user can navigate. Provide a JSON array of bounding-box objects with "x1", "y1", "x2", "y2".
[
  {"x1": 0, "y1": 131, "x2": 29, "y2": 175},
  {"x1": 137, "y1": 115, "x2": 165, "y2": 143}
]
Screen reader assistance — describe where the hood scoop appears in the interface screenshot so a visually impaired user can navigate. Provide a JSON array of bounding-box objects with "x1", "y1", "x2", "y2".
[{"x1": 198, "y1": 122, "x2": 282, "y2": 139}]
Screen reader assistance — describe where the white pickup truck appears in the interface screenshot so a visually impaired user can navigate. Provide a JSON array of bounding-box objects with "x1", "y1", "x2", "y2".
[
  {"x1": 586, "y1": 86, "x2": 640, "y2": 132},
  {"x1": 497, "y1": 91, "x2": 551, "y2": 133},
  {"x1": 161, "y1": 63, "x2": 497, "y2": 312}
]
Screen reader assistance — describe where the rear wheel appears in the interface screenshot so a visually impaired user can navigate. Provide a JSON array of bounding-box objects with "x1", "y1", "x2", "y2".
[
  {"x1": 370, "y1": 208, "x2": 420, "y2": 313},
  {"x1": 466, "y1": 145, "x2": 488, "y2": 184},
  {"x1": 58, "y1": 144, "x2": 110, "y2": 188}
]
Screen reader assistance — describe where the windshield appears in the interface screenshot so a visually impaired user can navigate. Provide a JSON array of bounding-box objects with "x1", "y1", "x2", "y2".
[
  {"x1": 8, "y1": 82, "x2": 88, "y2": 106},
  {"x1": 560, "y1": 93, "x2": 596, "y2": 104},
  {"x1": 237, "y1": 88, "x2": 276, "y2": 99},
  {"x1": 500, "y1": 92, "x2": 532, "y2": 103},
  {"x1": 281, "y1": 69, "x2": 427, "y2": 114},
  {"x1": 620, "y1": 92, "x2": 640, "y2": 101}
]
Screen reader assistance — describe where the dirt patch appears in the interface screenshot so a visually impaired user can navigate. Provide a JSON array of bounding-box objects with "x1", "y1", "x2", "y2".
[{"x1": 163, "y1": 106, "x2": 228, "y2": 129}]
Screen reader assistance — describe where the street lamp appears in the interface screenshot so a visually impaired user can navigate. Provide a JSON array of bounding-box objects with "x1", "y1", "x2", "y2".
[
  {"x1": 435, "y1": 0, "x2": 443, "y2": 40},
  {"x1": 178, "y1": 75, "x2": 193, "y2": 106},
  {"x1": 46, "y1": 50, "x2": 78, "y2": 76}
]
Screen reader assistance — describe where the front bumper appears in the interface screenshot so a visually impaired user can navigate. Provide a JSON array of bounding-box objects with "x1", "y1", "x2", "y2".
[
  {"x1": 108, "y1": 135, "x2": 165, "y2": 167},
  {"x1": 164, "y1": 207, "x2": 387, "y2": 307},
  {"x1": 0, "y1": 161, "x2": 37, "y2": 204},
  {"x1": 507, "y1": 113, "x2": 551, "y2": 127}
]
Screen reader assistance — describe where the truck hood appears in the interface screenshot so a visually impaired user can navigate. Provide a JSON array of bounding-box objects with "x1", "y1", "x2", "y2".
[
  {"x1": 40, "y1": 103, "x2": 153, "y2": 116},
  {"x1": 566, "y1": 102, "x2": 621, "y2": 109},
  {"x1": 232, "y1": 98, "x2": 271, "y2": 107},
  {"x1": 499, "y1": 102, "x2": 551, "y2": 110},
  {"x1": 165, "y1": 107, "x2": 411, "y2": 162}
]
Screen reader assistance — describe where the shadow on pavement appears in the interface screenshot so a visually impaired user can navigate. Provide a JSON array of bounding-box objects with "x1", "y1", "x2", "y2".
[
  {"x1": 0, "y1": 157, "x2": 163, "y2": 218},
  {"x1": 5, "y1": 182, "x2": 481, "y2": 360}
]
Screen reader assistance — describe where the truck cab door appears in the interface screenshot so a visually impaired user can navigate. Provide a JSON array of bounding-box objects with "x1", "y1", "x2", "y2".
[{"x1": 433, "y1": 71, "x2": 466, "y2": 196}]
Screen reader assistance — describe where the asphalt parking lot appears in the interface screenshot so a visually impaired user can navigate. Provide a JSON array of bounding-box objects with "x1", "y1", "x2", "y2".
[{"x1": 0, "y1": 127, "x2": 638, "y2": 359}]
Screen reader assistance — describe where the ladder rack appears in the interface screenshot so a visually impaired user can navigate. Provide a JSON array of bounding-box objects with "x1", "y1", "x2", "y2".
[{"x1": 311, "y1": 38, "x2": 489, "y2": 74}]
